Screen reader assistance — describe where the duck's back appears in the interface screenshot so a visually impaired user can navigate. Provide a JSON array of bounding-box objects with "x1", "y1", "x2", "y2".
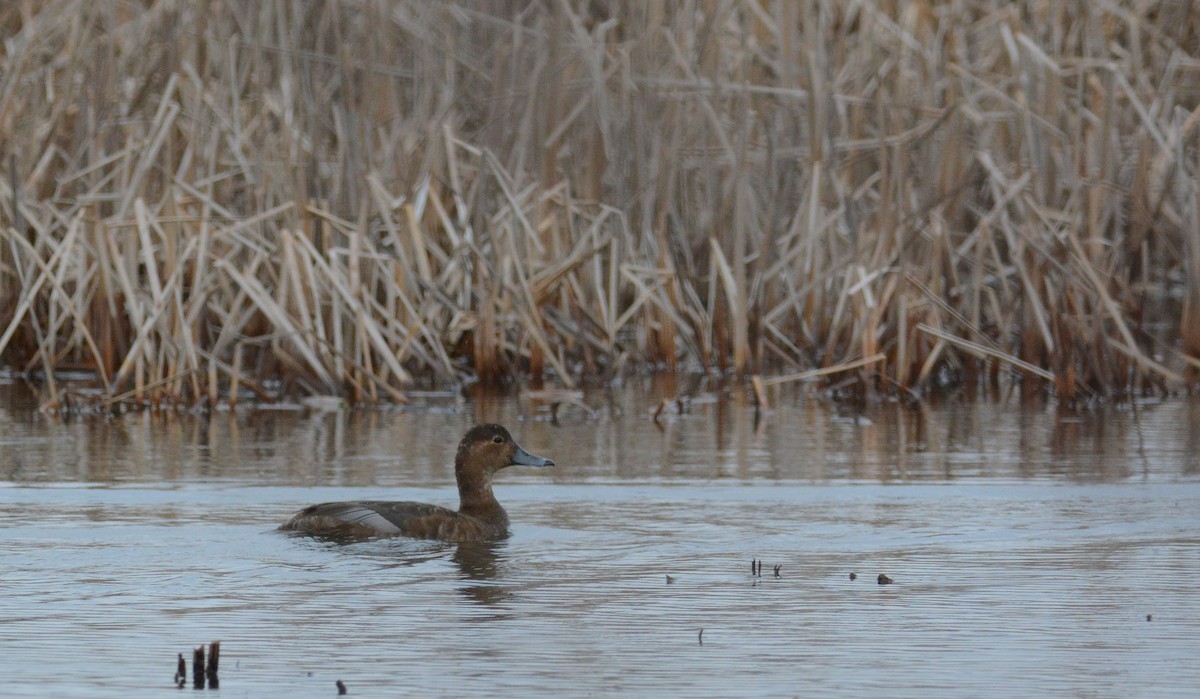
[{"x1": 280, "y1": 500, "x2": 506, "y2": 541}]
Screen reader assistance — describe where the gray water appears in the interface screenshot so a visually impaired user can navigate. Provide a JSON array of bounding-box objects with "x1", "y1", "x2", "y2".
[{"x1": 1, "y1": 380, "x2": 1198, "y2": 698}]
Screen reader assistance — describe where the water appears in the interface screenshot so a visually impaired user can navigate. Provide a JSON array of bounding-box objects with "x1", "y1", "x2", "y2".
[{"x1": 1, "y1": 381, "x2": 1198, "y2": 697}]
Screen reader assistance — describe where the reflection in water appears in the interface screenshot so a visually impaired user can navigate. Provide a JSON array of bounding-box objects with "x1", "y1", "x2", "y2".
[
  {"x1": 281, "y1": 528, "x2": 513, "y2": 609},
  {"x1": 2, "y1": 382, "x2": 1199, "y2": 485},
  {"x1": 453, "y1": 541, "x2": 512, "y2": 608}
]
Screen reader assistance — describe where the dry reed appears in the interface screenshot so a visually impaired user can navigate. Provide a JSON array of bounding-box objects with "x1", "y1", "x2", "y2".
[{"x1": 1, "y1": 1, "x2": 1199, "y2": 409}]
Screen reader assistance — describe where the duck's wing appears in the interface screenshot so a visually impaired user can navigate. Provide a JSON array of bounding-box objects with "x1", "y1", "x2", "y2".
[{"x1": 281, "y1": 500, "x2": 459, "y2": 537}]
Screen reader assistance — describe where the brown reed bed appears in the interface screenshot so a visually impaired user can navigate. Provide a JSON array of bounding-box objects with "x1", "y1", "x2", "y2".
[{"x1": 1, "y1": 1, "x2": 1198, "y2": 410}]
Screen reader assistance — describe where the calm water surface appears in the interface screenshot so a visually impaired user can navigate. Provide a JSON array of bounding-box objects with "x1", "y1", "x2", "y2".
[{"x1": 1, "y1": 380, "x2": 1198, "y2": 697}]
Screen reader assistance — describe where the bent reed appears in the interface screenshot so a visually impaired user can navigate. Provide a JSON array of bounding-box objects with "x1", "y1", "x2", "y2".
[{"x1": 1, "y1": 1, "x2": 1198, "y2": 409}]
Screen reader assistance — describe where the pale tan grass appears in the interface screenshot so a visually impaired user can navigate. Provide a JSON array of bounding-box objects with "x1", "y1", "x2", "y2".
[{"x1": 0, "y1": 1, "x2": 1196, "y2": 407}]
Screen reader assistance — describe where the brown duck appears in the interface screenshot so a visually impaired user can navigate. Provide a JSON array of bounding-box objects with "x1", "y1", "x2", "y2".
[{"x1": 280, "y1": 424, "x2": 554, "y2": 541}]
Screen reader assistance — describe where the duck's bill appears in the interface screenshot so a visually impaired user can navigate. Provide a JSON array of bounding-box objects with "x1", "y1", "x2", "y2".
[{"x1": 511, "y1": 444, "x2": 555, "y2": 468}]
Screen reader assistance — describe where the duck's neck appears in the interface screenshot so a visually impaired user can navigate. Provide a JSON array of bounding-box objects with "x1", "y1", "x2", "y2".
[{"x1": 457, "y1": 474, "x2": 508, "y2": 523}]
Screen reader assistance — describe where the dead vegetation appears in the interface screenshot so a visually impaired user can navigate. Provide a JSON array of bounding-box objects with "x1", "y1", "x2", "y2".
[{"x1": 1, "y1": 1, "x2": 1198, "y2": 409}]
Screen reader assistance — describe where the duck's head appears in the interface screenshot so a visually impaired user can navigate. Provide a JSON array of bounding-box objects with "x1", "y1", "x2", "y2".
[{"x1": 455, "y1": 424, "x2": 554, "y2": 484}]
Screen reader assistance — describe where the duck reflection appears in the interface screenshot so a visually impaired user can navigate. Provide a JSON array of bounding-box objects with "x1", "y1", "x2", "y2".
[
  {"x1": 283, "y1": 530, "x2": 513, "y2": 608},
  {"x1": 452, "y1": 540, "x2": 512, "y2": 608}
]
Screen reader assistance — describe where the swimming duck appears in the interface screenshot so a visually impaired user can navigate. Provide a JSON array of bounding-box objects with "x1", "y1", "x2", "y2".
[{"x1": 280, "y1": 424, "x2": 554, "y2": 541}]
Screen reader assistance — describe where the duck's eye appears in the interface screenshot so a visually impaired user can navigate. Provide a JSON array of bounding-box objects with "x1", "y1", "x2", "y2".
[{"x1": 492, "y1": 435, "x2": 504, "y2": 444}]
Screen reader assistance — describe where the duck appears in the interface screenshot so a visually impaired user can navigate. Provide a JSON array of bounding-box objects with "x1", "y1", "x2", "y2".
[{"x1": 280, "y1": 424, "x2": 554, "y2": 541}]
